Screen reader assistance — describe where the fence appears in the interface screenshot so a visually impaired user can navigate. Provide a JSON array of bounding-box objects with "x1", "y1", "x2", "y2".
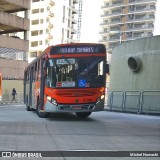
[
  {"x1": 0, "y1": 92, "x2": 23, "y2": 104},
  {"x1": 106, "y1": 90, "x2": 160, "y2": 114}
]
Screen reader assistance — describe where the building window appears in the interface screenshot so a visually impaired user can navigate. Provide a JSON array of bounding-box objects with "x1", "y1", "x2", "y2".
[
  {"x1": 40, "y1": 19, "x2": 43, "y2": 24},
  {"x1": 30, "y1": 52, "x2": 37, "y2": 58},
  {"x1": 40, "y1": 8, "x2": 44, "y2": 12},
  {"x1": 39, "y1": 41, "x2": 42, "y2": 45},
  {"x1": 148, "y1": 32, "x2": 153, "y2": 36},
  {"x1": 67, "y1": 30, "x2": 70, "y2": 38},
  {"x1": 31, "y1": 30, "x2": 38, "y2": 36},
  {"x1": 103, "y1": 36, "x2": 107, "y2": 40},
  {"x1": 32, "y1": 20, "x2": 39, "y2": 25},
  {"x1": 68, "y1": 20, "x2": 70, "y2": 27},
  {"x1": 45, "y1": 40, "x2": 49, "y2": 45},
  {"x1": 47, "y1": 6, "x2": 50, "y2": 11},
  {"x1": 31, "y1": 41, "x2": 38, "y2": 47},
  {"x1": 149, "y1": 14, "x2": 154, "y2": 18},
  {"x1": 46, "y1": 28, "x2": 50, "y2": 34},
  {"x1": 32, "y1": 9, "x2": 39, "y2": 14},
  {"x1": 68, "y1": 9, "x2": 71, "y2": 16},
  {"x1": 136, "y1": 5, "x2": 146, "y2": 10},
  {"x1": 134, "y1": 32, "x2": 144, "y2": 37},
  {"x1": 46, "y1": 17, "x2": 50, "y2": 22},
  {"x1": 32, "y1": 0, "x2": 40, "y2": 2},
  {"x1": 104, "y1": 20, "x2": 108, "y2": 23},
  {"x1": 61, "y1": 28, "x2": 64, "y2": 43},
  {"x1": 39, "y1": 30, "x2": 43, "y2": 34},
  {"x1": 63, "y1": 6, "x2": 65, "y2": 23}
]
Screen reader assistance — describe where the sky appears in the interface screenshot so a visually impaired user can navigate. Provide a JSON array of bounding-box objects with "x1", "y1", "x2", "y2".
[
  {"x1": 80, "y1": 0, "x2": 101, "y2": 43},
  {"x1": 153, "y1": 0, "x2": 160, "y2": 35},
  {"x1": 80, "y1": 0, "x2": 160, "y2": 41}
]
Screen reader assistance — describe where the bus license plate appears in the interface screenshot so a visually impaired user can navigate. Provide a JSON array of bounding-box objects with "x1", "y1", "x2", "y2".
[{"x1": 72, "y1": 106, "x2": 82, "y2": 110}]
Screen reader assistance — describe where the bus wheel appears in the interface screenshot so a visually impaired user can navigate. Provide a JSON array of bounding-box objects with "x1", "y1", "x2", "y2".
[
  {"x1": 36, "y1": 100, "x2": 49, "y2": 118},
  {"x1": 76, "y1": 112, "x2": 92, "y2": 118},
  {"x1": 26, "y1": 105, "x2": 31, "y2": 111},
  {"x1": 26, "y1": 95, "x2": 31, "y2": 111}
]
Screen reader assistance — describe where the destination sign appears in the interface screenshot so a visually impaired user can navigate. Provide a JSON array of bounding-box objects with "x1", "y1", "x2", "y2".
[
  {"x1": 50, "y1": 44, "x2": 106, "y2": 55},
  {"x1": 56, "y1": 58, "x2": 75, "y2": 65},
  {"x1": 59, "y1": 47, "x2": 94, "y2": 54}
]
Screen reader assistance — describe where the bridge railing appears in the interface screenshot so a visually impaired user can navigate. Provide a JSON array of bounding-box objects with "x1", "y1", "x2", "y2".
[{"x1": 106, "y1": 90, "x2": 160, "y2": 114}]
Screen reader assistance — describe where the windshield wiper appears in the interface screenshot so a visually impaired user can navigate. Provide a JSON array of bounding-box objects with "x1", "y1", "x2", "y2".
[{"x1": 62, "y1": 56, "x2": 71, "y2": 65}]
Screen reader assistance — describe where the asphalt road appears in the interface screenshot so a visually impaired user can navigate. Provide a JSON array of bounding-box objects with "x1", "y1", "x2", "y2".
[{"x1": 0, "y1": 104, "x2": 159, "y2": 160}]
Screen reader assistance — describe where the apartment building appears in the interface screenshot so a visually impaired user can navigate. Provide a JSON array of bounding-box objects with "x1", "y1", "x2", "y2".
[
  {"x1": 100, "y1": 0, "x2": 159, "y2": 59},
  {"x1": 29, "y1": 0, "x2": 79, "y2": 62},
  {"x1": 0, "y1": 0, "x2": 30, "y2": 79}
]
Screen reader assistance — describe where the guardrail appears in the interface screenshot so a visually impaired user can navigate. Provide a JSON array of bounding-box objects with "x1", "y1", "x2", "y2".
[
  {"x1": 106, "y1": 90, "x2": 160, "y2": 114},
  {"x1": 0, "y1": 92, "x2": 23, "y2": 104}
]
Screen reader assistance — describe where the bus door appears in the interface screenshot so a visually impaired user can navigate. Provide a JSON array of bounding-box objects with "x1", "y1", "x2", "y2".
[
  {"x1": 24, "y1": 71, "x2": 27, "y2": 104},
  {"x1": 29, "y1": 66, "x2": 33, "y2": 106},
  {"x1": 32, "y1": 63, "x2": 37, "y2": 108},
  {"x1": 39, "y1": 58, "x2": 46, "y2": 109}
]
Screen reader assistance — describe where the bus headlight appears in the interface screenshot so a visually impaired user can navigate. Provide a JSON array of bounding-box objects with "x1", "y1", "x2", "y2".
[
  {"x1": 47, "y1": 96, "x2": 52, "y2": 101},
  {"x1": 101, "y1": 95, "x2": 105, "y2": 100},
  {"x1": 47, "y1": 96, "x2": 58, "y2": 106}
]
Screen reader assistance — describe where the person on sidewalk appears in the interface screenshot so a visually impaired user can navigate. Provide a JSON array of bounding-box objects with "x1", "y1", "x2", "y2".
[{"x1": 12, "y1": 88, "x2": 17, "y2": 100}]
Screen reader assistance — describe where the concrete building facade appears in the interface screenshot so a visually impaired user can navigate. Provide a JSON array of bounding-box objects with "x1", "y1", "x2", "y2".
[
  {"x1": 29, "y1": 0, "x2": 79, "y2": 62},
  {"x1": 108, "y1": 36, "x2": 160, "y2": 114},
  {"x1": 99, "y1": 0, "x2": 159, "y2": 62},
  {"x1": 0, "y1": 0, "x2": 30, "y2": 79}
]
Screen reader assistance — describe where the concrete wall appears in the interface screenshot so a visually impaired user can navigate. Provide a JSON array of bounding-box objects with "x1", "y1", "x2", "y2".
[
  {"x1": 0, "y1": 12, "x2": 29, "y2": 31},
  {"x1": 1, "y1": 80, "x2": 24, "y2": 102},
  {"x1": 0, "y1": 0, "x2": 30, "y2": 51},
  {"x1": 2, "y1": 80, "x2": 23, "y2": 93},
  {"x1": 110, "y1": 36, "x2": 160, "y2": 91},
  {"x1": 0, "y1": 59, "x2": 28, "y2": 79},
  {"x1": 108, "y1": 36, "x2": 160, "y2": 114},
  {"x1": 6, "y1": 0, "x2": 31, "y2": 9},
  {"x1": 0, "y1": 35, "x2": 29, "y2": 51}
]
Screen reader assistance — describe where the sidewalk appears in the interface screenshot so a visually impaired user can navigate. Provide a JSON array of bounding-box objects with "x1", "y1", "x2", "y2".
[
  {"x1": 0, "y1": 100, "x2": 23, "y2": 105},
  {"x1": 0, "y1": 92, "x2": 23, "y2": 105}
]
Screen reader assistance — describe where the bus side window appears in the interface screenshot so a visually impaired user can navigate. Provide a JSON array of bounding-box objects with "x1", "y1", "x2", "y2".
[
  {"x1": 31, "y1": 66, "x2": 34, "y2": 82},
  {"x1": 34, "y1": 62, "x2": 37, "y2": 81},
  {"x1": 39, "y1": 60, "x2": 41, "y2": 80},
  {"x1": 32, "y1": 65, "x2": 35, "y2": 81},
  {"x1": 24, "y1": 71, "x2": 27, "y2": 81},
  {"x1": 27, "y1": 69, "x2": 30, "y2": 81},
  {"x1": 37, "y1": 60, "x2": 41, "y2": 81}
]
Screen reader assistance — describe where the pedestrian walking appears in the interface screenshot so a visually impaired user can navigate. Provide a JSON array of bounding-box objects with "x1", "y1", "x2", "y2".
[{"x1": 12, "y1": 88, "x2": 17, "y2": 100}]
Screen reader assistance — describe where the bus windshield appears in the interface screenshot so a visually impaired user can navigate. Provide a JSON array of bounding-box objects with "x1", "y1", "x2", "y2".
[{"x1": 46, "y1": 57, "x2": 105, "y2": 88}]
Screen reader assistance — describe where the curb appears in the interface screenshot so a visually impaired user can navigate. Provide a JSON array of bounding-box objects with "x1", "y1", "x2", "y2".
[{"x1": 0, "y1": 101, "x2": 23, "y2": 105}]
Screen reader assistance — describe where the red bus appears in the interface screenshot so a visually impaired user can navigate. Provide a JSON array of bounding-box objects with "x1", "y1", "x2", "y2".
[
  {"x1": 0, "y1": 73, "x2": 2, "y2": 101},
  {"x1": 24, "y1": 43, "x2": 107, "y2": 118}
]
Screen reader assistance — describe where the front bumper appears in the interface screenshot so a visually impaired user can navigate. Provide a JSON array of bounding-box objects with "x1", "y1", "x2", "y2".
[{"x1": 44, "y1": 99, "x2": 104, "y2": 113}]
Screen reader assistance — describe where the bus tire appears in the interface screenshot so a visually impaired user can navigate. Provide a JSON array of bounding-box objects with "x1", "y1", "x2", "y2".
[
  {"x1": 76, "y1": 112, "x2": 92, "y2": 118},
  {"x1": 36, "y1": 100, "x2": 49, "y2": 118},
  {"x1": 26, "y1": 95, "x2": 31, "y2": 111},
  {"x1": 26, "y1": 105, "x2": 31, "y2": 111}
]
